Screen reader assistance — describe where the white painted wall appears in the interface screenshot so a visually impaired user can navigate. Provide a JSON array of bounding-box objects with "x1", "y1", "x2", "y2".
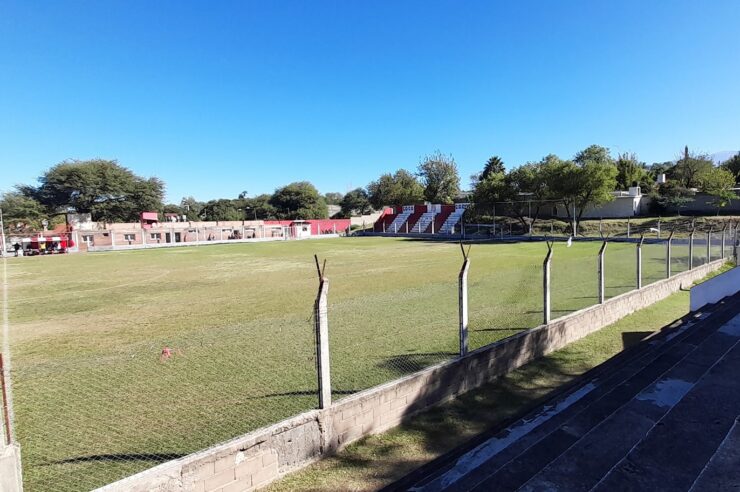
[{"x1": 690, "y1": 266, "x2": 740, "y2": 311}]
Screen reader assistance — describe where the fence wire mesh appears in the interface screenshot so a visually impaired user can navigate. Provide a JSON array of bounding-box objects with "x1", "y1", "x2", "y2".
[
  {"x1": 2, "y1": 225, "x2": 732, "y2": 492},
  {"x1": 328, "y1": 244, "x2": 458, "y2": 397},
  {"x1": 642, "y1": 240, "x2": 667, "y2": 286},
  {"x1": 468, "y1": 244, "x2": 542, "y2": 351},
  {"x1": 6, "y1": 249, "x2": 318, "y2": 492},
  {"x1": 604, "y1": 242, "x2": 635, "y2": 299},
  {"x1": 551, "y1": 241, "x2": 600, "y2": 317}
]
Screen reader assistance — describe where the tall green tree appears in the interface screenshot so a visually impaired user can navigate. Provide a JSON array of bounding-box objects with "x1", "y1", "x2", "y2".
[
  {"x1": 0, "y1": 191, "x2": 46, "y2": 233},
  {"x1": 721, "y1": 153, "x2": 740, "y2": 183},
  {"x1": 269, "y1": 182, "x2": 328, "y2": 219},
  {"x1": 339, "y1": 188, "x2": 372, "y2": 217},
  {"x1": 367, "y1": 170, "x2": 424, "y2": 209},
  {"x1": 544, "y1": 149, "x2": 618, "y2": 227},
  {"x1": 180, "y1": 196, "x2": 206, "y2": 220},
  {"x1": 671, "y1": 146, "x2": 713, "y2": 188},
  {"x1": 573, "y1": 145, "x2": 614, "y2": 167},
  {"x1": 200, "y1": 199, "x2": 243, "y2": 221},
  {"x1": 699, "y1": 167, "x2": 737, "y2": 213},
  {"x1": 324, "y1": 192, "x2": 344, "y2": 205},
  {"x1": 417, "y1": 151, "x2": 461, "y2": 204},
  {"x1": 21, "y1": 159, "x2": 164, "y2": 222}
]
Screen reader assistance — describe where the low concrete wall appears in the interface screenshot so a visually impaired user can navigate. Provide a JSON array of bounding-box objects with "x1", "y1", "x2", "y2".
[
  {"x1": 0, "y1": 443, "x2": 23, "y2": 492},
  {"x1": 96, "y1": 258, "x2": 726, "y2": 492},
  {"x1": 691, "y1": 266, "x2": 740, "y2": 311}
]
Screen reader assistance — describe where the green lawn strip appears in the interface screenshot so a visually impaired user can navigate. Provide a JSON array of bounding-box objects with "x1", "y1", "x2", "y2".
[{"x1": 267, "y1": 286, "x2": 702, "y2": 491}]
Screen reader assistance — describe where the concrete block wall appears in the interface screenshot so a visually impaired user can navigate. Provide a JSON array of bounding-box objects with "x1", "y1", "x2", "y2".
[{"x1": 96, "y1": 258, "x2": 727, "y2": 492}]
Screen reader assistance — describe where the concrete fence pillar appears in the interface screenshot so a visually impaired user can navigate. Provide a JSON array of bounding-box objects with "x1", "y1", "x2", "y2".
[
  {"x1": 721, "y1": 226, "x2": 726, "y2": 258},
  {"x1": 598, "y1": 241, "x2": 607, "y2": 304},
  {"x1": 458, "y1": 244, "x2": 471, "y2": 356},
  {"x1": 636, "y1": 236, "x2": 644, "y2": 289},
  {"x1": 313, "y1": 256, "x2": 331, "y2": 409},
  {"x1": 627, "y1": 216, "x2": 631, "y2": 239},
  {"x1": 543, "y1": 242, "x2": 553, "y2": 324},
  {"x1": 689, "y1": 231, "x2": 695, "y2": 270},
  {"x1": 706, "y1": 230, "x2": 712, "y2": 263},
  {"x1": 666, "y1": 233, "x2": 673, "y2": 278}
]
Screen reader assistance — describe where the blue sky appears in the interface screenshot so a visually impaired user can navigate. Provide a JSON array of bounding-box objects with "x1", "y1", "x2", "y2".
[{"x1": 1, "y1": 0, "x2": 739, "y2": 202}]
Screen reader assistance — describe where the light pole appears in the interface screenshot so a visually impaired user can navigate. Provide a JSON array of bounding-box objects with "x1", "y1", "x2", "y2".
[{"x1": 245, "y1": 207, "x2": 257, "y2": 220}]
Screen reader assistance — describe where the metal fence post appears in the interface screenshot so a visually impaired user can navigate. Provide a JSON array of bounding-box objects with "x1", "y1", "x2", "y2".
[
  {"x1": 598, "y1": 240, "x2": 607, "y2": 304},
  {"x1": 637, "y1": 235, "x2": 644, "y2": 289},
  {"x1": 706, "y1": 228, "x2": 712, "y2": 263},
  {"x1": 666, "y1": 228, "x2": 674, "y2": 278},
  {"x1": 543, "y1": 240, "x2": 553, "y2": 324},
  {"x1": 458, "y1": 244, "x2": 471, "y2": 357},
  {"x1": 689, "y1": 228, "x2": 695, "y2": 270},
  {"x1": 313, "y1": 256, "x2": 331, "y2": 409}
]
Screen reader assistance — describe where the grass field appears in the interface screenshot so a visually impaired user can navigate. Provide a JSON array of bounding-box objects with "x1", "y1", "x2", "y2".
[{"x1": 2, "y1": 236, "x2": 722, "y2": 491}]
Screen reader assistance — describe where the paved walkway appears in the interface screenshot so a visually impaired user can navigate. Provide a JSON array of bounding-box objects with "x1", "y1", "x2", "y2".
[{"x1": 397, "y1": 293, "x2": 740, "y2": 492}]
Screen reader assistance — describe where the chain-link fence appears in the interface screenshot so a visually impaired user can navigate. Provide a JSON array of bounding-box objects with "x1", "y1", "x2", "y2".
[
  {"x1": 467, "y1": 244, "x2": 542, "y2": 350},
  {"x1": 328, "y1": 247, "x2": 458, "y2": 396},
  {"x1": 2, "y1": 230, "x2": 736, "y2": 491}
]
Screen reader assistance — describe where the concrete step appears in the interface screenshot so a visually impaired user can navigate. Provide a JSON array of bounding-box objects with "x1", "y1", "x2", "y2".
[
  {"x1": 689, "y1": 416, "x2": 740, "y2": 491},
  {"x1": 398, "y1": 294, "x2": 740, "y2": 492},
  {"x1": 593, "y1": 317, "x2": 740, "y2": 491},
  {"x1": 518, "y1": 315, "x2": 740, "y2": 491}
]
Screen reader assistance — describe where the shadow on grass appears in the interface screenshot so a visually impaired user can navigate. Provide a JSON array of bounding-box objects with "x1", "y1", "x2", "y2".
[
  {"x1": 44, "y1": 453, "x2": 187, "y2": 465},
  {"x1": 622, "y1": 332, "x2": 653, "y2": 349}
]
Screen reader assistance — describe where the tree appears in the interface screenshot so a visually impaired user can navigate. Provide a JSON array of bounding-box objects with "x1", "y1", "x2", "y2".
[
  {"x1": 269, "y1": 182, "x2": 328, "y2": 219},
  {"x1": 502, "y1": 161, "x2": 550, "y2": 230},
  {"x1": 0, "y1": 191, "x2": 46, "y2": 233},
  {"x1": 417, "y1": 151, "x2": 461, "y2": 204},
  {"x1": 22, "y1": 159, "x2": 164, "y2": 222},
  {"x1": 651, "y1": 181, "x2": 693, "y2": 215},
  {"x1": 339, "y1": 188, "x2": 372, "y2": 217},
  {"x1": 324, "y1": 192, "x2": 344, "y2": 205},
  {"x1": 367, "y1": 170, "x2": 424, "y2": 209},
  {"x1": 573, "y1": 145, "x2": 614, "y2": 167},
  {"x1": 615, "y1": 152, "x2": 647, "y2": 189},
  {"x1": 470, "y1": 171, "x2": 506, "y2": 219},
  {"x1": 544, "y1": 149, "x2": 618, "y2": 228},
  {"x1": 200, "y1": 199, "x2": 243, "y2": 221},
  {"x1": 180, "y1": 196, "x2": 205, "y2": 221},
  {"x1": 699, "y1": 167, "x2": 737, "y2": 214},
  {"x1": 721, "y1": 153, "x2": 740, "y2": 183},
  {"x1": 243, "y1": 194, "x2": 278, "y2": 220},
  {"x1": 671, "y1": 146, "x2": 713, "y2": 189}
]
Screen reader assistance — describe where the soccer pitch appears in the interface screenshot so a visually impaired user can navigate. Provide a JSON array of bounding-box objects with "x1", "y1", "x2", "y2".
[{"x1": 5, "y1": 237, "x2": 683, "y2": 491}]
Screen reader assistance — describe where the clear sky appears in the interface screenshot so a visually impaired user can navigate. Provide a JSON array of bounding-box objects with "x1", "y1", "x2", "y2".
[{"x1": 1, "y1": 0, "x2": 739, "y2": 202}]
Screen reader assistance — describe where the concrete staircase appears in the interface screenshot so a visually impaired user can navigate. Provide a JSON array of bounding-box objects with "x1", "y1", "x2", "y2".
[
  {"x1": 387, "y1": 210, "x2": 413, "y2": 234},
  {"x1": 411, "y1": 212, "x2": 437, "y2": 233},
  {"x1": 439, "y1": 206, "x2": 468, "y2": 234},
  {"x1": 399, "y1": 293, "x2": 740, "y2": 492}
]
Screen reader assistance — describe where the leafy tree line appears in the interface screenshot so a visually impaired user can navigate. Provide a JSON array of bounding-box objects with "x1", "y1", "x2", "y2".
[
  {"x1": 1, "y1": 160, "x2": 334, "y2": 232},
  {"x1": 2, "y1": 147, "x2": 737, "y2": 233}
]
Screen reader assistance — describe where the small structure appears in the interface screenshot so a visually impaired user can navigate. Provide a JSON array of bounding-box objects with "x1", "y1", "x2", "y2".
[{"x1": 140, "y1": 212, "x2": 159, "y2": 229}]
